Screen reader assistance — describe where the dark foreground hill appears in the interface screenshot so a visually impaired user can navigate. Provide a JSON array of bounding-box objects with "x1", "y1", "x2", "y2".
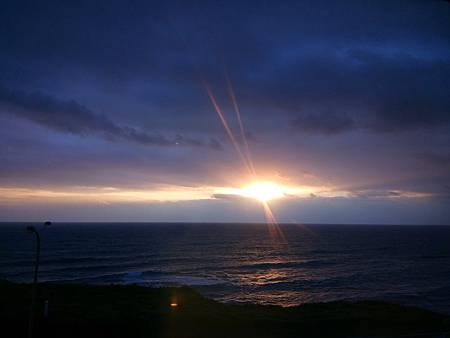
[{"x1": 0, "y1": 280, "x2": 449, "y2": 338}]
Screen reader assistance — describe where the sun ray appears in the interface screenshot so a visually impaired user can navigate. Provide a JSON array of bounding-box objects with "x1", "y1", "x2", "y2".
[
  {"x1": 203, "y1": 82, "x2": 253, "y2": 176},
  {"x1": 203, "y1": 74, "x2": 286, "y2": 244},
  {"x1": 262, "y1": 201, "x2": 286, "y2": 244},
  {"x1": 224, "y1": 68, "x2": 256, "y2": 176}
]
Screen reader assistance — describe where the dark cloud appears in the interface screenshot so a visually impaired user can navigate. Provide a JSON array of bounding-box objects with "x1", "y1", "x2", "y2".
[
  {"x1": 211, "y1": 193, "x2": 246, "y2": 201},
  {"x1": 353, "y1": 51, "x2": 450, "y2": 132},
  {"x1": 0, "y1": 85, "x2": 121, "y2": 136},
  {"x1": 0, "y1": 1, "x2": 449, "y2": 136},
  {"x1": 257, "y1": 50, "x2": 450, "y2": 135},
  {"x1": 0, "y1": 85, "x2": 222, "y2": 149},
  {"x1": 349, "y1": 189, "x2": 407, "y2": 199},
  {"x1": 208, "y1": 138, "x2": 224, "y2": 151},
  {"x1": 0, "y1": 1, "x2": 448, "y2": 140},
  {"x1": 414, "y1": 152, "x2": 450, "y2": 171},
  {"x1": 291, "y1": 112, "x2": 355, "y2": 135}
]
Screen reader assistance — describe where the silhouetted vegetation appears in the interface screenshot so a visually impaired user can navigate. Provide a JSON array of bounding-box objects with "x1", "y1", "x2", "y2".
[{"x1": 1, "y1": 280, "x2": 449, "y2": 338}]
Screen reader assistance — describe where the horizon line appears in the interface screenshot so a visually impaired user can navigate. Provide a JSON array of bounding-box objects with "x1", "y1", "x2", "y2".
[{"x1": 0, "y1": 221, "x2": 449, "y2": 227}]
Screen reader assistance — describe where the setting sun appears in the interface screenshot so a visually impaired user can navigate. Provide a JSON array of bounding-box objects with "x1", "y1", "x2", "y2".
[{"x1": 239, "y1": 182, "x2": 286, "y2": 202}]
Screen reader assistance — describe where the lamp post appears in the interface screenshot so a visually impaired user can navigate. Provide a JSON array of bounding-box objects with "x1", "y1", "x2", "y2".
[{"x1": 27, "y1": 221, "x2": 51, "y2": 338}]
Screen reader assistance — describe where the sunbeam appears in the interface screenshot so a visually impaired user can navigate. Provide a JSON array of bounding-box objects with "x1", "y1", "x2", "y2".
[{"x1": 204, "y1": 74, "x2": 286, "y2": 243}]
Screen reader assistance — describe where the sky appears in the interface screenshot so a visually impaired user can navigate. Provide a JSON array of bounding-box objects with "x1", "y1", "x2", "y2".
[{"x1": 0, "y1": 0, "x2": 449, "y2": 224}]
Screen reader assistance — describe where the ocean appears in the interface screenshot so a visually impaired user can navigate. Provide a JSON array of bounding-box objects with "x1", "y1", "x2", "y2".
[{"x1": 1, "y1": 223, "x2": 449, "y2": 314}]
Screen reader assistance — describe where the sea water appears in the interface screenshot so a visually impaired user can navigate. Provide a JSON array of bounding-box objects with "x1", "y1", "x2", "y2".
[{"x1": 1, "y1": 223, "x2": 449, "y2": 313}]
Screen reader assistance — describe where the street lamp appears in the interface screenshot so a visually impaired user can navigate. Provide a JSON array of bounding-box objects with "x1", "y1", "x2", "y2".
[{"x1": 27, "y1": 221, "x2": 51, "y2": 338}]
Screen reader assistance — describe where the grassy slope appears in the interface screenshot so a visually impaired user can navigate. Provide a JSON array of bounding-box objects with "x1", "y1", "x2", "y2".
[{"x1": 0, "y1": 280, "x2": 449, "y2": 338}]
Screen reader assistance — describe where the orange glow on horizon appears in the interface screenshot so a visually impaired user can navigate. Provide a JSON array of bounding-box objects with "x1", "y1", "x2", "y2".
[{"x1": 1, "y1": 184, "x2": 423, "y2": 205}]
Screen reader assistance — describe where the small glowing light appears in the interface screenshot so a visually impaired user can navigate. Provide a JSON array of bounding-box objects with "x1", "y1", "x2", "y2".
[
  {"x1": 170, "y1": 302, "x2": 178, "y2": 307},
  {"x1": 240, "y1": 182, "x2": 285, "y2": 202}
]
